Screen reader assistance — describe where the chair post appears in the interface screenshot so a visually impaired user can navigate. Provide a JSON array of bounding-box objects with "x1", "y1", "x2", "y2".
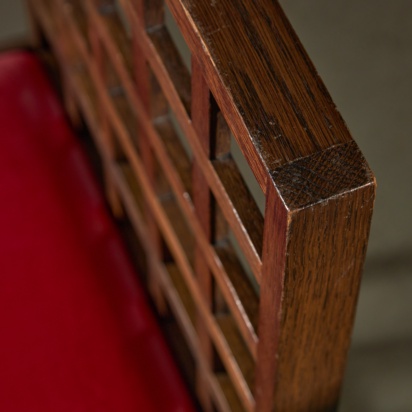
[
  {"x1": 255, "y1": 143, "x2": 376, "y2": 411},
  {"x1": 191, "y1": 56, "x2": 215, "y2": 412}
]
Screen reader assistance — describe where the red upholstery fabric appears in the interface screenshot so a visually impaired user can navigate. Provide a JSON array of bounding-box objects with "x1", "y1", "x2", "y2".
[{"x1": 0, "y1": 51, "x2": 194, "y2": 412}]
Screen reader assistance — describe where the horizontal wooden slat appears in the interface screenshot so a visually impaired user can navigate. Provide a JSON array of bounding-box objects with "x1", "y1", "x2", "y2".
[
  {"x1": 116, "y1": 162, "x2": 145, "y2": 214},
  {"x1": 141, "y1": 187, "x2": 255, "y2": 410},
  {"x1": 213, "y1": 157, "x2": 263, "y2": 258},
  {"x1": 215, "y1": 244, "x2": 259, "y2": 340},
  {"x1": 217, "y1": 315, "x2": 255, "y2": 392},
  {"x1": 97, "y1": 8, "x2": 133, "y2": 75},
  {"x1": 57, "y1": 0, "x2": 260, "y2": 366},
  {"x1": 86, "y1": 2, "x2": 136, "y2": 107},
  {"x1": 162, "y1": 196, "x2": 195, "y2": 269},
  {"x1": 69, "y1": 65, "x2": 100, "y2": 135},
  {"x1": 96, "y1": 13, "x2": 262, "y2": 357},
  {"x1": 216, "y1": 374, "x2": 246, "y2": 412},
  {"x1": 112, "y1": 165, "x2": 254, "y2": 412},
  {"x1": 154, "y1": 117, "x2": 192, "y2": 194},
  {"x1": 148, "y1": 26, "x2": 192, "y2": 115},
  {"x1": 59, "y1": 0, "x2": 89, "y2": 58},
  {"x1": 164, "y1": 265, "x2": 255, "y2": 412},
  {"x1": 111, "y1": 92, "x2": 138, "y2": 145},
  {"x1": 127, "y1": 4, "x2": 263, "y2": 281},
  {"x1": 64, "y1": 1, "x2": 88, "y2": 43},
  {"x1": 157, "y1": 262, "x2": 246, "y2": 412},
  {"x1": 166, "y1": 263, "x2": 196, "y2": 326}
]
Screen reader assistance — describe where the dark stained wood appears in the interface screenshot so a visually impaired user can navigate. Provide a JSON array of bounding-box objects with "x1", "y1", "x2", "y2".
[
  {"x1": 127, "y1": 3, "x2": 263, "y2": 281},
  {"x1": 191, "y1": 56, "x2": 214, "y2": 411},
  {"x1": 28, "y1": 1, "x2": 377, "y2": 411},
  {"x1": 166, "y1": 263, "x2": 196, "y2": 326},
  {"x1": 87, "y1": 4, "x2": 135, "y2": 109},
  {"x1": 100, "y1": 37, "x2": 261, "y2": 362},
  {"x1": 89, "y1": 19, "x2": 123, "y2": 217},
  {"x1": 111, "y1": 92, "x2": 137, "y2": 145},
  {"x1": 149, "y1": 26, "x2": 192, "y2": 115},
  {"x1": 64, "y1": 1, "x2": 89, "y2": 47},
  {"x1": 131, "y1": 0, "x2": 164, "y2": 28},
  {"x1": 117, "y1": 162, "x2": 145, "y2": 216},
  {"x1": 215, "y1": 244, "x2": 259, "y2": 338},
  {"x1": 255, "y1": 143, "x2": 376, "y2": 412},
  {"x1": 154, "y1": 117, "x2": 192, "y2": 194},
  {"x1": 134, "y1": 0, "x2": 169, "y2": 314},
  {"x1": 159, "y1": 261, "x2": 249, "y2": 412},
  {"x1": 253, "y1": 181, "x2": 290, "y2": 412},
  {"x1": 216, "y1": 374, "x2": 246, "y2": 412},
  {"x1": 94, "y1": 8, "x2": 133, "y2": 77},
  {"x1": 166, "y1": 0, "x2": 354, "y2": 190},
  {"x1": 217, "y1": 315, "x2": 255, "y2": 393},
  {"x1": 213, "y1": 158, "x2": 263, "y2": 258},
  {"x1": 162, "y1": 195, "x2": 195, "y2": 268}
]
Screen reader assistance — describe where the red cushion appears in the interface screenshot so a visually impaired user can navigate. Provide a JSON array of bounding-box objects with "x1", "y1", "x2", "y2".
[{"x1": 0, "y1": 51, "x2": 194, "y2": 412}]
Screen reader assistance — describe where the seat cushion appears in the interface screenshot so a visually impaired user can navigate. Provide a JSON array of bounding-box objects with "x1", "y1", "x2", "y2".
[{"x1": 0, "y1": 51, "x2": 194, "y2": 412}]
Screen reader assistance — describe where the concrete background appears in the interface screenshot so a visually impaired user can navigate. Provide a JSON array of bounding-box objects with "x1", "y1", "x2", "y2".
[{"x1": 1, "y1": 1, "x2": 411, "y2": 410}]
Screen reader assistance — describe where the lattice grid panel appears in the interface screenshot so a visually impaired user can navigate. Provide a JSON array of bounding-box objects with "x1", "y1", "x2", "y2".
[{"x1": 28, "y1": 1, "x2": 266, "y2": 411}]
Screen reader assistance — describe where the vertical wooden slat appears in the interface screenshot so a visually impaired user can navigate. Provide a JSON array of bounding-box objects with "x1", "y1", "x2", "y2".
[
  {"x1": 191, "y1": 56, "x2": 214, "y2": 411},
  {"x1": 134, "y1": 0, "x2": 168, "y2": 314},
  {"x1": 90, "y1": 1, "x2": 123, "y2": 217},
  {"x1": 211, "y1": 111, "x2": 231, "y2": 316},
  {"x1": 254, "y1": 182, "x2": 288, "y2": 412}
]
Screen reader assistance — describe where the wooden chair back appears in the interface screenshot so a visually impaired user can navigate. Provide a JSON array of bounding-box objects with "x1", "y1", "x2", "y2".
[{"x1": 26, "y1": 1, "x2": 376, "y2": 411}]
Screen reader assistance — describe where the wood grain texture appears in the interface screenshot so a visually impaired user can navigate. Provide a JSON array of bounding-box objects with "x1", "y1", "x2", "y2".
[
  {"x1": 154, "y1": 117, "x2": 192, "y2": 194},
  {"x1": 127, "y1": 3, "x2": 263, "y2": 280},
  {"x1": 255, "y1": 144, "x2": 375, "y2": 412},
  {"x1": 132, "y1": 0, "x2": 164, "y2": 28},
  {"x1": 215, "y1": 245, "x2": 259, "y2": 338},
  {"x1": 166, "y1": 0, "x2": 353, "y2": 191},
  {"x1": 134, "y1": 0, "x2": 169, "y2": 314},
  {"x1": 212, "y1": 158, "x2": 263, "y2": 258},
  {"x1": 28, "y1": 1, "x2": 377, "y2": 410},
  {"x1": 272, "y1": 141, "x2": 374, "y2": 210},
  {"x1": 89, "y1": 18, "x2": 123, "y2": 217},
  {"x1": 191, "y1": 56, "x2": 214, "y2": 411},
  {"x1": 149, "y1": 26, "x2": 192, "y2": 115}
]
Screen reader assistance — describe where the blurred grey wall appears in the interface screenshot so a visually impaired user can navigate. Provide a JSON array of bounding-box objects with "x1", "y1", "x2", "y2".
[{"x1": 0, "y1": 0, "x2": 27, "y2": 46}]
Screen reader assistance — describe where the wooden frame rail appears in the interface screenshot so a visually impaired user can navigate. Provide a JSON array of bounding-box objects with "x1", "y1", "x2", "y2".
[{"x1": 26, "y1": 1, "x2": 376, "y2": 411}]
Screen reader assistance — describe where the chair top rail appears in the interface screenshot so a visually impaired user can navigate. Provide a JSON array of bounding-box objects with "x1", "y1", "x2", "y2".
[{"x1": 166, "y1": 0, "x2": 373, "y2": 202}]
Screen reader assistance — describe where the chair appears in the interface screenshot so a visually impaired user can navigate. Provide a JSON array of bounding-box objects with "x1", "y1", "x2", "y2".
[{"x1": 1, "y1": 1, "x2": 376, "y2": 411}]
